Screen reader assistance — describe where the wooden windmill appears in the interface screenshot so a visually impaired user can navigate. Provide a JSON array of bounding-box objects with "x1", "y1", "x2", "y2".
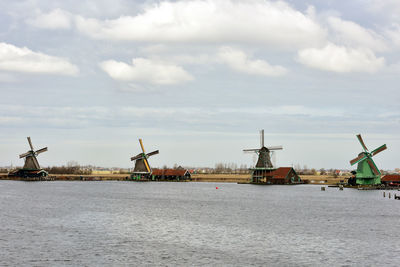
[
  {"x1": 349, "y1": 134, "x2": 386, "y2": 185},
  {"x1": 8, "y1": 137, "x2": 49, "y2": 179},
  {"x1": 243, "y1": 130, "x2": 282, "y2": 169},
  {"x1": 19, "y1": 137, "x2": 48, "y2": 170},
  {"x1": 130, "y1": 139, "x2": 159, "y2": 180}
]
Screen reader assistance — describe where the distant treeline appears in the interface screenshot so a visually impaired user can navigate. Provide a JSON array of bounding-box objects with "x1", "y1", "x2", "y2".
[
  {"x1": 44, "y1": 166, "x2": 92, "y2": 175},
  {"x1": 213, "y1": 163, "x2": 249, "y2": 174}
]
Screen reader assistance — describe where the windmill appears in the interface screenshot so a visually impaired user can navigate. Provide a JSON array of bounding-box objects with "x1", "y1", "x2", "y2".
[
  {"x1": 130, "y1": 138, "x2": 159, "y2": 180},
  {"x1": 349, "y1": 134, "x2": 387, "y2": 185},
  {"x1": 8, "y1": 137, "x2": 48, "y2": 178},
  {"x1": 19, "y1": 137, "x2": 48, "y2": 170},
  {"x1": 243, "y1": 130, "x2": 282, "y2": 169}
]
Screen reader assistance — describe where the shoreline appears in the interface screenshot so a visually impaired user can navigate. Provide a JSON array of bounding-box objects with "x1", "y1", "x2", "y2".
[{"x1": 0, "y1": 173, "x2": 344, "y2": 185}]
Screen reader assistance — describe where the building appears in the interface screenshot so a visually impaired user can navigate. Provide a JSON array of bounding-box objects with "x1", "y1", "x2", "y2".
[
  {"x1": 251, "y1": 167, "x2": 302, "y2": 184},
  {"x1": 151, "y1": 169, "x2": 191, "y2": 181},
  {"x1": 381, "y1": 174, "x2": 400, "y2": 185}
]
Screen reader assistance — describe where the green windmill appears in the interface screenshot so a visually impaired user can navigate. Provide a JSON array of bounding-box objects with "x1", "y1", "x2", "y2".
[{"x1": 349, "y1": 134, "x2": 387, "y2": 185}]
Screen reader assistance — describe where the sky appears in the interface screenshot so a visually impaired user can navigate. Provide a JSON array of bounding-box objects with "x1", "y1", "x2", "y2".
[{"x1": 0, "y1": 0, "x2": 399, "y2": 170}]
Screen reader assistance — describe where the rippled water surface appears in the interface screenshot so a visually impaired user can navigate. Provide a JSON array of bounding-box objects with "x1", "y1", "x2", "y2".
[{"x1": 1, "y1": 181, "x2": 399, "y2": 266}]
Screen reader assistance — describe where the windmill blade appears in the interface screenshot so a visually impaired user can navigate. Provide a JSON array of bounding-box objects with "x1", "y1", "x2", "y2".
[
  {"x1": 367, "y1": 159, "x2": 380, "y2": 175},
  {"x1": 349, "y1": 153, "x2": 367, "y2": 166},
  {"x1": 260, "y1": 129, "x2": 264, "y2": 147},
  {"x1": 19, "y1": 151, "x2": 31, "y2": 158},
  {"x1": 267, "y1": 146, "x2": 283, "y2": 150},
  {"x1": 371, "y1": 144, "x2": 387, "y2": 157},
  {"x1": 27, "y1": 137, "x2": 34, "y2": 150},
  {"x1": 356, "y1": 134, "x2": 368, "y2": 151},
  {"x1": 143, "y1": 158, "x2": 151, "y2": 173},
  {"x1": 243, "y1": 149, "x2": 259, "y2": 152},
  {"x1": 131, "y1": 153, "x2": 143, "y2": 161},
  {"x1": 35, "y1": 147, "x2": 48, "y2": 155},
  {"x1": 146, "y1": 150, "x2": 159, "y2": 157},
  {"x1": 271, "y1": 150, "x2": 276, "y2": 168},
  {"x1": 139, "y1": 139, "x2": 146, "y2": 154},
  {"x1": 32, "y1": 156, "x2": 41, "y2": 169}
]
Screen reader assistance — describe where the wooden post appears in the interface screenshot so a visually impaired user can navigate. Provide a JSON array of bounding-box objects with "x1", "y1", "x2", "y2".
[
  {"x1": 321, "y1": 186, "x2": 325, "y2": 191},
  {"x1": 389, "y1": 192, "x2": 391, "y2": 199},
  {"x1": 383, "y1": 191, "x2": 386, "y2": 197}
]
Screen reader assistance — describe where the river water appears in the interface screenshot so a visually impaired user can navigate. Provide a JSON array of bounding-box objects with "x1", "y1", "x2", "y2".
[{"x1": 0, "y1": 181, "x2": 399, "y2": 266}]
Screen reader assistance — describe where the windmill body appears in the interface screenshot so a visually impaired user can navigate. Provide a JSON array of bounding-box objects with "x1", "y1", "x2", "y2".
[
  {"x1": 255, "y1": 147, "x2": 274, "y2": 168},
  {"x1": 349, "y1": 134, "x2": 386, "y2": 185},
  {"x1": 130, "y1": 139, "x2": 159, "y2": 180}
]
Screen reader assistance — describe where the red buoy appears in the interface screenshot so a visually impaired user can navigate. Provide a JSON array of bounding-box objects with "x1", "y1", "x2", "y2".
[{"x1": 216, "y1": 187, "x2": 219, "y2": 189}]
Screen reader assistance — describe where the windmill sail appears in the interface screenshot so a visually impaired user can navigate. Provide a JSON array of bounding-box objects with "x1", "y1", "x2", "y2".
[
  {"x1": 350, "y1": 153, "x2": 367, "y2": 166},
  {"x1": 371, "y1": 144, "x2": 387, "y2": 156},
  {"x1": 356, "y1": 134, "x2": 368, "y2": 151},
  {"x1": 367, "y1": 159, "x2": 380, "y2": 175},
  {"x1": 146, "y1": 150, "x2": 159, "y2": 157}
]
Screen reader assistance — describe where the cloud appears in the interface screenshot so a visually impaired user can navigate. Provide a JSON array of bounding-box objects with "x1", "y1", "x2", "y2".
[
  {"x1": 99, "y1": 58, "x2": 193, "y2": 85},
  {"x1": 365, "y1": 0, "x2": 400, "y2": 21},
  {"x1": 218, "y1": 46, "x2": 287, "y2": 76},
  {"x1": 297, "y1": 43, "x2": 385, "y2": 73},
  {"x1": 385, "y1": 24, "x2": 400, "y2": 47},
  {"x1": 0, "y1": 42, "x2": 79, "y2": 75},
  {"x1": 327, "y1": 17, "x2": 387, "y2": 52},
  {"x1": 0, "y1": 104, "x2": 346, "y2": 129},
  {"x1": 26, "y1": 9, "x2": 72, "y2": 29},
  {"x1": 74, "y1": 0, "x2": 325, "y2": 49}
]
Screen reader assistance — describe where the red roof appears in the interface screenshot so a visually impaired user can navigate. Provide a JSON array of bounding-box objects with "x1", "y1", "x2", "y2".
[
  {"x1": 382, "y1": 175, "x2": 400, "y2": 182},
  {"x1": 272, "y1": 167, "x2": 293, "y2": 179}
]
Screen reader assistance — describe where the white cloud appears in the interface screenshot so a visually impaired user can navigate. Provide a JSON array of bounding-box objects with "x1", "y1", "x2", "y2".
[
  {"x1": 0, "y1": 42, "x2": 79, "y2": 75},
  {"x1": 26, "y1": 9, "x2": 72, "y2": 29},
  {"x1": 218, "y1": 46, "x2": 287, "y2": 76},
  {"x1": 297, "y1": 43, "x2": 385, "y2": 73},
  {"x1": 99, "y1": 58, "x2": 193, "y2": 85},
  {"x1": 328, "y1": 17, "x2": 387, "y2": 52},
  {"x1": 74, "y1": 0, "x2": 325, "y2": 49}
]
